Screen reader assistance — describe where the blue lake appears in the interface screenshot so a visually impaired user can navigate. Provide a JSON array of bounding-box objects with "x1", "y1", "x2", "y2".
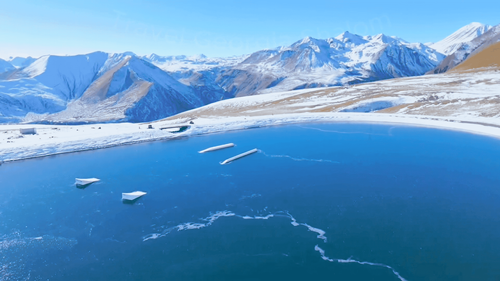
[{"x1": 1, "y1": 123, "x2": 500, "y2": 280}]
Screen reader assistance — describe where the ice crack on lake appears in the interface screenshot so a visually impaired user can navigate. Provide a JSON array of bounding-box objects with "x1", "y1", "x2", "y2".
[
  {"x1": 143, "y1": 210, "x2": 407, "y2": 280},
  {"x1": 298, "y1": 125, "x2": 393, "y2": 136},
  {"x1": 260, "y1": 150, "x2": 340, "y2": 164},
  {"x1": 315, "y1": 245, "x2": 408, "y2": 281}
]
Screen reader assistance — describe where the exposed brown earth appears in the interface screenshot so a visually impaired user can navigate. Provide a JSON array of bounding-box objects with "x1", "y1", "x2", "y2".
[
  {"x1": 80, "y1": 57, "x2": 131, "y2": 103},
  {"x1": 452, "y1": 42, "x2": 500, "y2": 72}
]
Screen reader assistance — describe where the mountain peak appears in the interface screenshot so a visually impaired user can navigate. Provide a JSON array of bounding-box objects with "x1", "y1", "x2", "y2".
[
  {"x1": 336, "y1": 31, "x2": 353, "y2": 38},
  {"x1": 430, "y1": 22, "x2": 492, "y2": 55},
  {"x1": 300, "y1": 36, "x2": 319, "y2": 44},
  {"x1": 456, "y1": 22, "x2": 492, "y2": 35},
  {"x1": 369, "y1": 33, "x2": 399, "y2": 44},
  {"x1": 468, "y1": 22, "x2": 489, "y2": 27},
  {"x1": 335, "y1": 31, "x2": 366, "y2": 45}
]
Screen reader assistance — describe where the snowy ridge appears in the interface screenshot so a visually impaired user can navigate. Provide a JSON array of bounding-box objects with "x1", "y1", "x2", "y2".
[
  {"x1": 20, "y1": 52, "x2": 110, "y2": 99},
  {"x1": 430, "y1": 22, "x2": 492, "y2": 55}
]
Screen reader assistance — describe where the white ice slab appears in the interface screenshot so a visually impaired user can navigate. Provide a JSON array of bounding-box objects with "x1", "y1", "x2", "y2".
[
  {"x1": 122, "y1": 191, "x2": 147, "y2": 201},
  {"x1": 75, "y1": 178, "x2": 100, "y2": 185},
  {"x1": 199, "y1": 143, "x2": 235, "y2": 153},
  {"x1": 221, "y1": 148, "x2": 258, "y2": 165}
]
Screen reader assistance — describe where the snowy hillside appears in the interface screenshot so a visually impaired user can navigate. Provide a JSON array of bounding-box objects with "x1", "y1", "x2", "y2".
[
  {"x1": 430, "y1": 22, "x2": 492, "y2": 55},
  {"x1": 168, "y1": 67, "x2": 500, "y2": 122}
]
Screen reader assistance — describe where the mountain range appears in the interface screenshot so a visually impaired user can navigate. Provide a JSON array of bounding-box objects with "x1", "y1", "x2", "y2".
[{"x1": 0, "y1": 22, "x2": 498, "y2": 124}]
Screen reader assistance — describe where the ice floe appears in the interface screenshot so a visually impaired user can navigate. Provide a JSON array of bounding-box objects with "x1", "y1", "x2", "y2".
[
  {"x1": 260, "y1": 150, "x2": 340, "y2": 164},
  {"x1": 220, "y1": 148, "x2": 258, "y2": 165},
  {"x1": 75, "y1": 178, "x2": 100, "y2": 186},
  {"x1": 198, "y1": 143, "x2": 235, "y2": 153},
  {"x1": 122, "y1": 191, "x2": 147, "y2": 201}
]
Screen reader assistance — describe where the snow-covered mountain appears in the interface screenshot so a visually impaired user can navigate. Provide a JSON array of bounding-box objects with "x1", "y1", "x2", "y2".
[
  {"x1": 430, "y1": 22, "x2": 492, "y2": 55},
  {"x1": 35, "y1": 54, "x2": 219, "y2": 123},
  {"x1": 1, "y1": 52, "x2": 227, "y2": 123},
  {"x1": 0, "y1": 52, "x2": 110, "y2": 123},
  {"x1": 430, "y1": 24, "x2": 500, "y2": 73},
  {"x1": 143, "y1": 32, "x2": 444, "y2": 98},
  {"x1": 142, "y1": 53, "x2": 245, "y2": 104},
  {"x1": 211, "y1": 32, "x2": 443, "y2": 96}
]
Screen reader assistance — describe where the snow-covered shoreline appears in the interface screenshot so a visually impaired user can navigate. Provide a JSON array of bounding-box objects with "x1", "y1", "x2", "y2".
[{"x1": 2, "y1": 112, "x2": 500, "y2": 163}]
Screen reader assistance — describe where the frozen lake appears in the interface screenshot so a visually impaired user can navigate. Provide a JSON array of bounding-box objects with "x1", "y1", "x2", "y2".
[{"x1": 1, "y1": 123, "x2": 500, "y2": 280}]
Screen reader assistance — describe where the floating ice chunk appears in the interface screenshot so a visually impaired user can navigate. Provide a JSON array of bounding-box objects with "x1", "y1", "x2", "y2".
[
  {"x1": 199, "y1": 143, "x2": 235, "y2": 153},
  {"x1": 75, "y1": 178, "x2": 100, "y2": 186},
  {"x1": 122, "y1": 191, "x2": 147, "y2": 201},
  {"x1": 221, "y1": 148, "x2": 258, "y2": 165}
]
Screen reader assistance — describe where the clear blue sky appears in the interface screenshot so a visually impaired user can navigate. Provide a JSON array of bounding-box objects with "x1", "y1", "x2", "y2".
[{"x1": 1, "y1": 0, "x2": 499, "y2": 59}]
